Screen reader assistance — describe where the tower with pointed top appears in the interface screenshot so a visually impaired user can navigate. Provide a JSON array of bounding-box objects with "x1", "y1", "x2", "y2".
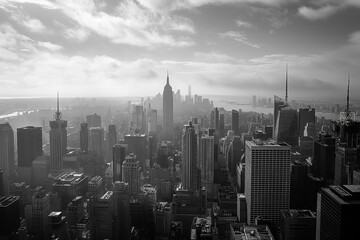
[
  {"x1": 163, "y1": 71, "x2": 173, "y2": 140},
  {"x1": 49, "y1": 92, "x2": 67, "y2": 171}
]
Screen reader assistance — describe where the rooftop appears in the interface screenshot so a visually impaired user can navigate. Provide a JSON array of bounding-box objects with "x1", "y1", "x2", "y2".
[{"x1": 281, "y1": 209, "x2": 316, "y2": 218}]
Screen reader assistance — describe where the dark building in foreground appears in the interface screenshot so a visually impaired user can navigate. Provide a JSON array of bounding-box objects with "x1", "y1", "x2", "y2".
[
  {"x1": 0, "y1": 196, "x2": 20, "y2": 237},
  {"x1": 317, "y1": 185, "x2": 360, "y2": 240},
  {"x1": 280, "y1": 209, "x2": 316, "y2": 240}
]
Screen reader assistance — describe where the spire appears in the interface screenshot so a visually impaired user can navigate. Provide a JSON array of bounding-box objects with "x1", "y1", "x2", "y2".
[
  {"x1": 166, "y1": 70, "x2": 169, "y2": 85},
  {"x1": 285, "y1": 64, "x2": 288, "y2": 103},
  {"x1": 346, "y1": 71, "x2": 350, "y2": 116},
  {"x1": 55, "y1": 91, "x2": 62, "y2": 120}
]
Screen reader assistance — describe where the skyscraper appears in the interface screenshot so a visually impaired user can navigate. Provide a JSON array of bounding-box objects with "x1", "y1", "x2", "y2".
[
  {"x1": 163, "y1": 71, "x2": 173, "y2": 140},
  {"x1": 113, "y1": 144, "x2": 127, "y2": 182},
  {"x1": 298, "y1": 108, "x2": 315, "y2": 137},
  {"x1": 80, "y1": 122, "x2": 89, "y2": 153},
  {"x1": 0, "y1": 123, "x2": 14, "y2": 194},
  {"x1": 94, "y1": 191, "x2": 113, "y2": 240},
  {"x1": 107, "y1": 124, "x2": 117, "y2": 163},
  {"x1": 199, "y1": 135, "x2": 214, "y2": 197},
  {"x1": 274, "y1": 107, "x2": 298, "y2": 147},
  {"x1": 182, "y1": 122, "x2": 199, "y2": 191},
  {"x1": 89, "y1": 127, "x2": 104, "y2": 161},
  {"x1": 231, "y1": 110, "x2": 239, "y2": 135},
  {"x1": 317, "y1": 185, "x2": 360, "y2": 240},
  {"x1": 17, "y1": 126, "x2": 42, "y2": 167},
  {"x1": 49, "y1": 93, "x2": 67, "y2": 171},
  {"x1": 122, "y1": 154, "x2": 140, "y2": 195},
  {"x1": 86, "y1": 113, "x2": 101, "y2": 128},
  {"x1": 245, "y1": 139, "x2": 291, "y2": 226}
]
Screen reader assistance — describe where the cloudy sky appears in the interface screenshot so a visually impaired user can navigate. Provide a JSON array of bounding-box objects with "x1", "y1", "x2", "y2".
[{"x1": 0, "y1": 0, "x2": 360, "y2": 100}]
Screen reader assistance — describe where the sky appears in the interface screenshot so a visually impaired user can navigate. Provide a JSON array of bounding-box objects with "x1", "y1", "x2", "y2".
[{"x1": 0, "y1": 0, "x2": 360, "y2": 100}]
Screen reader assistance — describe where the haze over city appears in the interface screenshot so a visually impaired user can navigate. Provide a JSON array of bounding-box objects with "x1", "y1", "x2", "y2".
[{"x1": 0, "y1": 0, "x2": 360, "y2": 99}]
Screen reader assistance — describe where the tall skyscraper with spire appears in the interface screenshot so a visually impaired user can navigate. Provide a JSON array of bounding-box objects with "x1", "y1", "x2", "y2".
[
  {"x1": 49, "y1": 92, "x2": 67, "y2": 171},
  {"x1": 163, "y1": 71, "x2": 173, "y2": 140}
]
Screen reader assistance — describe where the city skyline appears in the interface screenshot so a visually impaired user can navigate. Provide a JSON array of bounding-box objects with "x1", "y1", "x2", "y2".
[{"x1": 0, "y1": 0, "x2": 360, "y2": 99}]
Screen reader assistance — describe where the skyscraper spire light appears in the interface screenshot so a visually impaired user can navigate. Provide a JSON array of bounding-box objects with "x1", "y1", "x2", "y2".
[
  {"x1": 55, "y1": 91, "x2": 62, "y2": 120},
  {"x1": 166, "y1": 69, "x2": 169, "y2": 85}
]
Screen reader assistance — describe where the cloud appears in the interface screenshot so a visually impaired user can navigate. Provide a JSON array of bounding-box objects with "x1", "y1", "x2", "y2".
[
  {"x1": 236, "y1": 19, "x2": 252, "y2": 28},
  {"x1": 298, "y1": 5, "x2": 338, "y2": 20},
  {"x1": 194, "y1": 51, "x2": 239, "y2": 63},
  {"x1": 10, "y1": 12, "x2": 47, "y2": 33},
  {"x1": 4, "y1": 0, "x2": 195, "y2": 48},
  {"x1": 37, "y1": 42, "x2": 63, "y2": 51},
  {"x1": 297, "y1": 0, "x2": 360, "y2": 20},
  {"x1": 218, "y1": 31, "x2": 260, "y2": 48}
]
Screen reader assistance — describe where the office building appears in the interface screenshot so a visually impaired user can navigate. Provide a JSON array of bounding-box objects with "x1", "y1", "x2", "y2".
[
  {"x1": 280, "y1": 209, "x2": 315, "y2": 240},
  {"x1": 0, "y1": 196, "x2": 20, "y2": 236},
  {"x1": 245, "y1": 139, "x2": 291, "y2": 226},
  {"x1": 0, "y1": 123, "x2": 14, "y2": 195},
  {"x1": 298, "y1": 108, "x2": 315, "y2": 137},
  {"x1": 132, "y1": 105, "x2": 146, "y2": 133},
  {"x1": 317, "y1": 185, "x2": 360, "y2": 240},
  {"x1": 163, "y1": 71, "x2": 173, "y2": 140},
  {"x1": 149, "y1": 109, "x2": 158, "y2": 134},
  {"x1": 231, "y1": 110, "x2": 239, "y2": 135},
  {"x1": 48, "y1": 211, "x2": 70, "y2": 240},
  {"x1": 274, "y1": 107, "x2": 298, "y2": 147},
  {"x1": 199, "y1": 135, "x2": 214, "y2": 197},
  {"x1": 229, "y1": 223, "x2": 274, "y2": 240},
  {"x1": 17, "y1": 126, "x2": 42, "y2": 167},
  {"x1": 86, "y1": 113, "x2": 101, "y2": 128},
  {"x1": 26, "y1": 188, "x2": 51, "y2": 239},
  {"x1": 182, "y1": 122, "x2": 199, "y2": 191},
  {"x1": 122, "y1": 154, "x2": 140, "y2": 195},
  {"x1": 113, "y1": 181, "x2": 131, "y2": 240},
  {"x1": 80, "y1": 122, "x2": 89, "y2": 153},
  {"x1": 290, "y1": 161, "x2": 308, "y2": 209},
  {"x1": 273, "y1": 95, "x2": 288, "y2": 137},
  {"x1": 49, "y1": 94, "x2": 67, "y2": 171},
  {"x1": 94, "y1": 191, "x2": 113, "y2": 240},
  {"x1": 107, "y1": 124, "x2": 117, "y2": 163},
  {"x1": 89, "y1": 127, "x2": 104, "y2": 161},
  {"x1": 113, "y1": 144, "x2": 127, "y2": 182},
  {"x1": 124, "y1": 134, "x2": 147, "y2": 168},
  {"x1": 312, "y1": 133, "x2": 335, "y2": 185},
  {"x1": 214, "y1": 107, "x2": 219, "y2": 130},
  {"x1": 334, "y1": 147, "x2": 358, "y2": 185}
]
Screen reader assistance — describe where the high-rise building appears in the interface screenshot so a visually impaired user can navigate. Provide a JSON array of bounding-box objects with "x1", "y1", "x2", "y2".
[
  {"x1": 17, "y1": 126, "x2": 42, "y2": 167},
  {"x1": 49, "y1": 93, "x2": 67, "y2": 171},
  {"x1": 107, "y1": 124, "x2": 117, "y2": 163},
  {"x1": 214, "y1": 108, "x2": 219, "y2": 130},
  {"x1": 48, "y1": 211, "x2": 70, "y2": 240},
  {"x1": 163, "y1": 71, "x2": 173, "y2": 140},
  {"x1": 230, "y1": 136, "x2": 241, "y2": 177},
  {"x1": 312, "y1": 133, "x2": 335, "y2": 185},
  {"x1": 124, "y1": 134, "x2": 147, "y2": 168},
  {"x1": 113, "y1": 144, "x2": 127, "y2": 182},
  {"x1": 290, "y1": 161, "x2": 308, "y2": 209},
  {"x1": 113, "y1": 181, "x2": 131, "y2": 240},
  {"x1": 317, "y1": 185, "x2": 360, "y2": 240},
  {"x1": 199, "y1": 135, "x2": 214, "y2": 197},
  {"x1": 273, "y1": 95, "x2": 287, "y2": 136},
  {"x1": 182, "y1": 122, "x2": 199, "y2": 191},
  {"x1": 0, "y1": 196, "x2": 20, "y2": 236},
  {"x1": 86, "y1": 113, "x2": 101, "y2": 128},
  {"x1": 80, "y1": 122, "x2": 89, "y2": 153},
  {"x1": 94, "y1": 191, "x2": 113, "y2": 240},
  {"x1": 334, "y1": 147, "x2": 357, "y2": 185},
  {"x1": 280, "y1": 209, "x2": 316, "y2": 240},
  {"x1": 274, "y1": 107, "x2": 298, "y2": 147},
  {"x1": 27, "y1": 188, "x2": 51, "y2": 239},
  {"x1": 122, "y1": 154, "x2": 140, "y2": 195},
  {"x1": 89, "y1": 127, "x2": 104, "y2": 161},
  {"x1": 149, "y1": 109, "x2": 158, "y2": 134},
  {"x1": 298, "y1": 108, "x2": 315, "y2": 137},
  {"x1": 0, "y1": 123, "x2": 14, "y2": 195},
  {"x1": 132, "y1": 105, "x2": 146, "y2": 133},
  {"x1": 245, "y1": 139, "x2": 291, "y2": 226},
  {"x1": 231, "y1": 110, "x2": 239, "y2": 135}
]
